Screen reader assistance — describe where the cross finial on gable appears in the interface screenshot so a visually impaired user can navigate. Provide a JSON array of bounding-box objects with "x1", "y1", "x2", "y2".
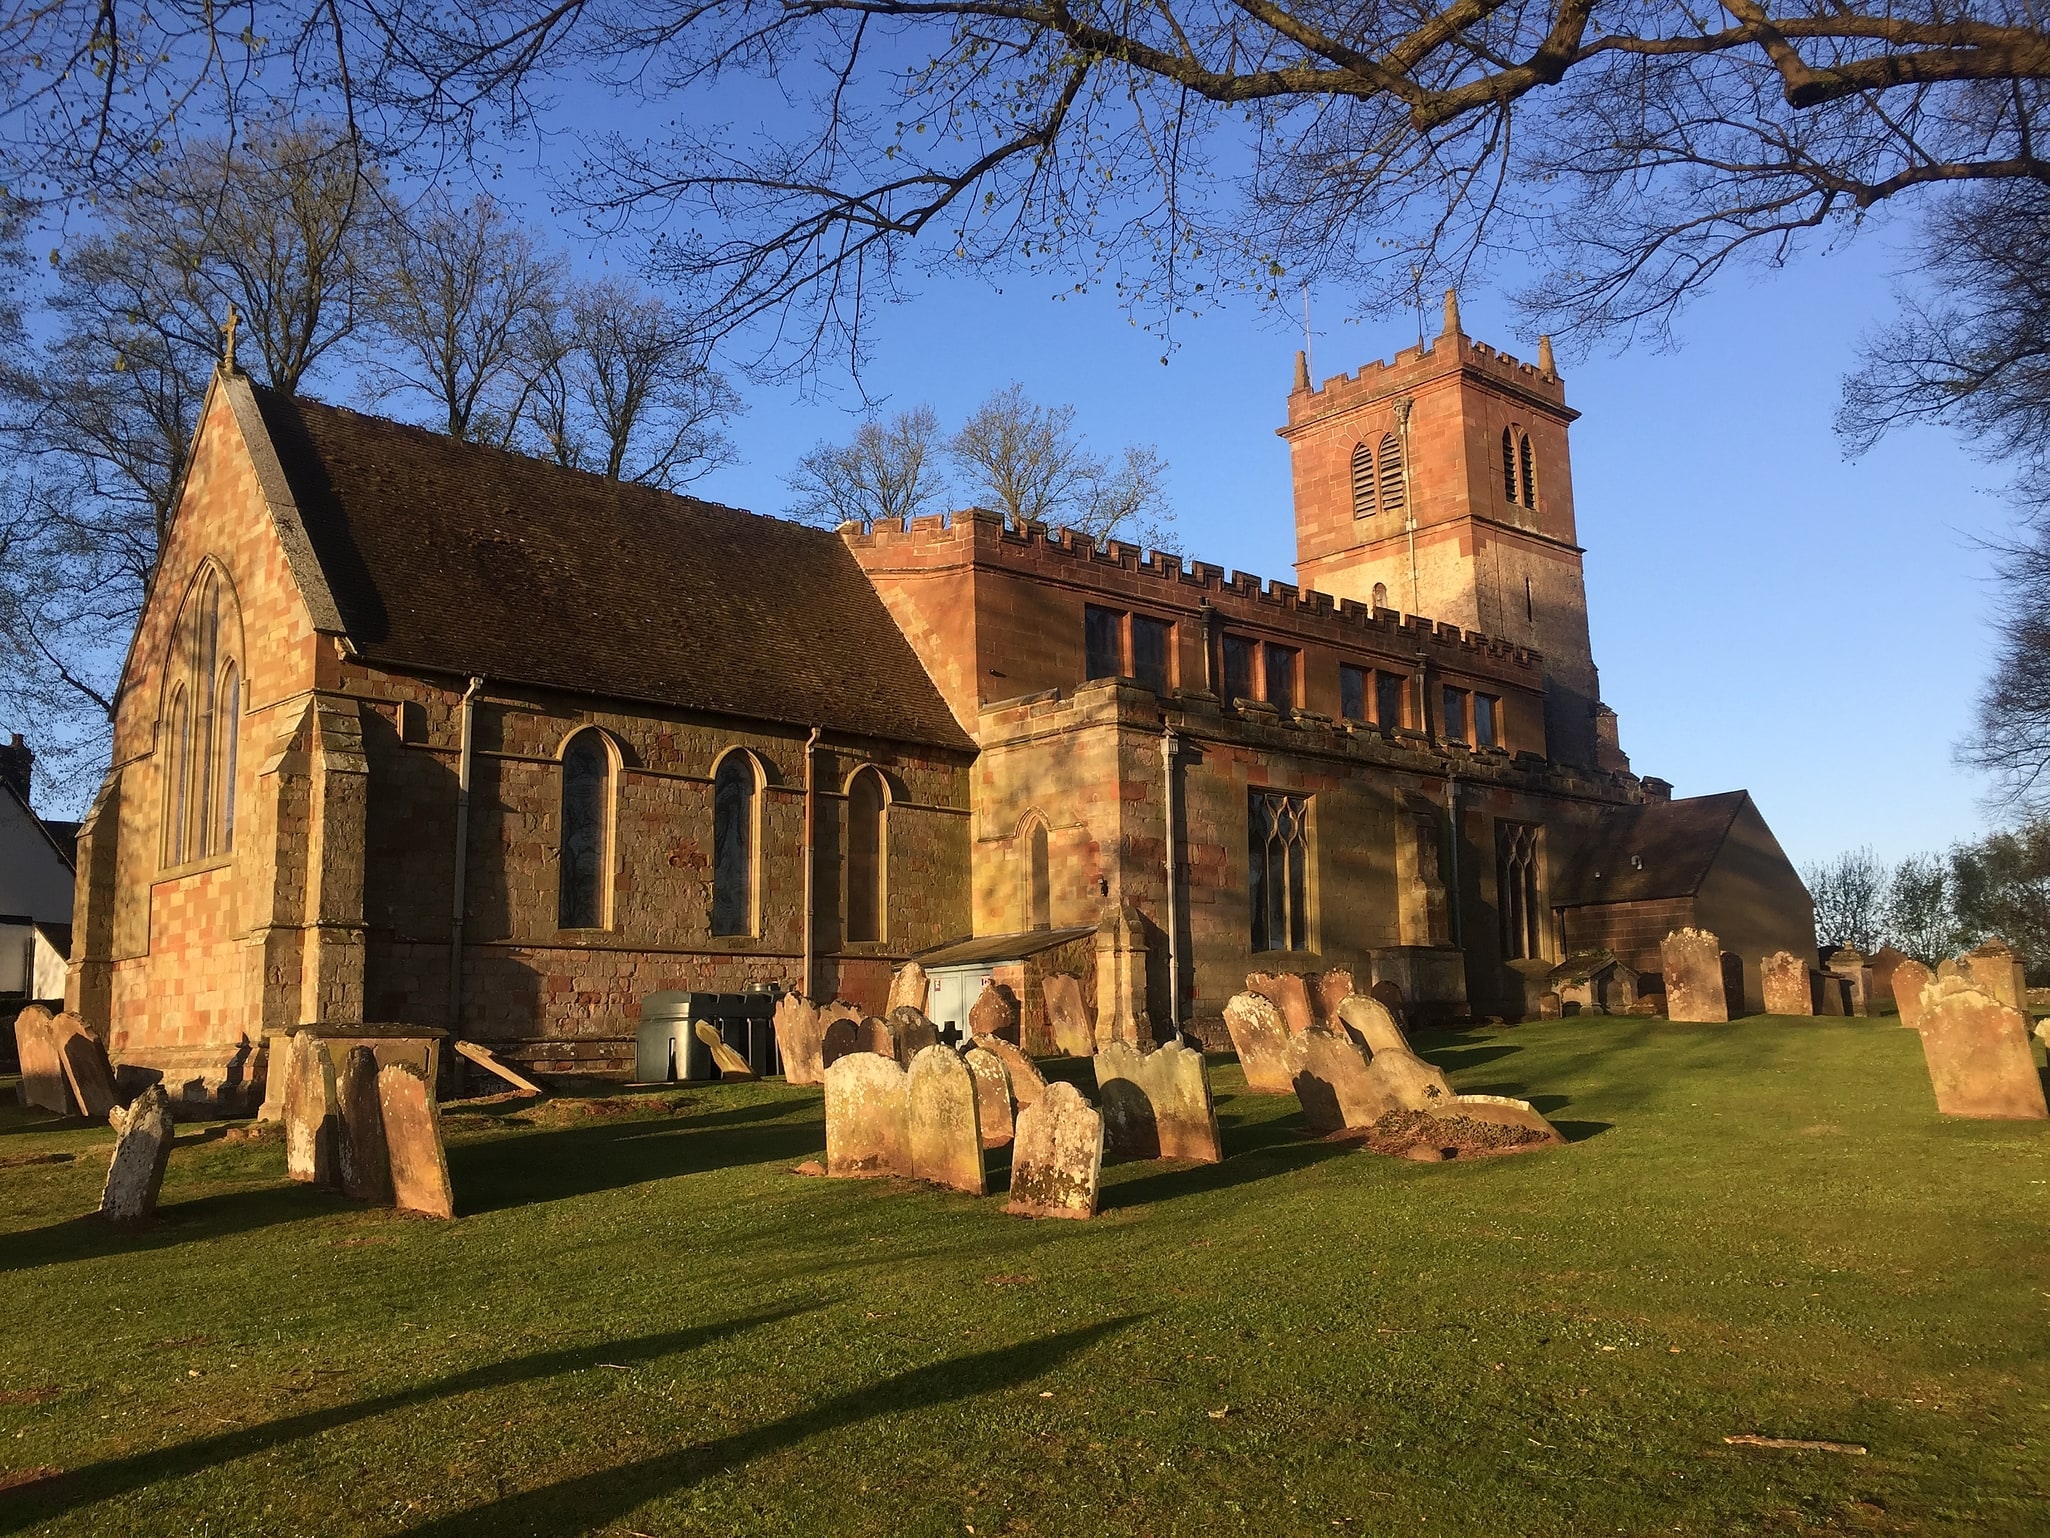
[{"x1": 221, "y1": 303, "x2": 240, "y2": 374}]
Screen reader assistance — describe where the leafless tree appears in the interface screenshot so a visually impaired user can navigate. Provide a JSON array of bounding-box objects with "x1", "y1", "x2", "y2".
[
  {"x1": 786, "y1": 406, "x2": 951, "y2": 528},
  {"x1": 1956, "y1": 513, "x2": 2050, "y2": 816},
  {"x1": 950, "y1": 384, "x2": 1175, "y2": 549},
  {"x1": 1803, "y1": 846, "x2": 1887, "y2": 954},
  {"x1": 367, "y1": 188, "x2": 567, "y2": 442}
]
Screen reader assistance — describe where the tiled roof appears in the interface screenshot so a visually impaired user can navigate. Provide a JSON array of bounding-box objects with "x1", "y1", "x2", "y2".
[
  {"x1": 248, "y1": 387, "x2": 974, "y2": 752},
  {"x1": 1552, "y1": 791, "x2": 1750, "y2": 907}
]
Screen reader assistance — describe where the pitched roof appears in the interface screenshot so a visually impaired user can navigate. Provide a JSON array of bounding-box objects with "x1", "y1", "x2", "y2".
[
  {"x1": 1551, "y1": 791, "x2": 1750, "y2": 907},
  {"x1": 244, "y1": 384, "x2": 974, "y2": 752}
]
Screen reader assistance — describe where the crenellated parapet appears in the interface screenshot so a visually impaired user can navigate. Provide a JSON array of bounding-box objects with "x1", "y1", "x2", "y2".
[{"x1": 1282, "y1": 330, "x2": 1570, "y2": 427}]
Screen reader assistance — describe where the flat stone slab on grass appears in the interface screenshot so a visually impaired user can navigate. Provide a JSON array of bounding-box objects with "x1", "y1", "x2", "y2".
[
  {"x1": 824, "y1": 1052, "x2": 910, "y2": 1178},
  {"x1": 1041, "y1": 974, "x2": 1095, "y2": 1058},
  {"x1": 13, "y1": 1005, "x2": 73, "y2": 1116},
  {"x1": 377, "y1": 1061, "x2": 456, "y2": 1218},
  {"x1": 1092, "y1": 1040, "x2": 1220, "y2": 1163},
  {"x1": 906, "y1": 1045, "x2": 985, "y2": 1194},
  {"x1": 99, "y1": 1084, "x2": 175, "y2": 1224},
  {"x1": 1913, "y1": 984, "x2": 2049, "y2": 1121},
  {"x1": 1223, "y1": 992, "x2": 1294, "y2": 1094},
  {"x1": 337, "y1": 1046, "x2": 394, "y2": 1204},
  {"x1": 1760, "y1": 951, "x2": 1814, "y2": 1017},
  {"x1": 1006, "y1": 1081, "x2": 1102, "y2": 1220},
  {"x1": 283, "y1": 1032, "x2": 340, "y2": 1186},
  {"x1": 1661, "y1": 928, "x2": 1730, "y2": 1023},
  {"x1": 963, "y1": 1046, "x2": 1015, "y2": 1148},
  {"x1": 973, "y1": 1035, "x2": 1047, "y2": 1108}
]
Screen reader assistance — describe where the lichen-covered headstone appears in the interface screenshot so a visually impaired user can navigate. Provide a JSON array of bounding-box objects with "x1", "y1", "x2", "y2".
[
  {"x1": 1006, "y1": 1081, "x2": 1102, "y2": 1220},
  {"x1": 1364, "y1": 1047, "x2": 1455, "y2": 1116},
  {"x1": 283, "y1": 1032, "x2": 340, "y2": 1186},
  {"x1": 694, "y1": 1020, "x2": 760, "y2": 1081},
  {"x1": 1310, "y1": 969, "x2": 1356, "y2": 1027},
  {"x1": 1284, "y1": 1028, "x2": 1384, "y2": 1131},
  {"x1": 12, "y1": 1004, "x2": 74, "y2": 1115},
  {"x1": 1041, "y1": 973, "x2": 1095, "y2": 1057},
  {"x1": 823, "y1": 1052, "x2": 910, "y2": 1177},
  {"x1": 1335, "y1": 994, "x2": 1412, "y2": 1056},
  {"x1": 99, "y1": 1084, "x2": 175, "y2": 1225},
  {"x1": 1660, "y1": 928, "x2": 1729, "y2": 1022},
  {"x1": 890, "y1": 1006, "x2": 939, "y2": 1066},
  {"x1": 1892, "y1": 958, "x2": 1934, "y2": 1029},
  {"x1": 967, "y1": 982, "x2": 1019, "y2": 1045},
  {"x1": 376, "y1": 1061, "x2": 456, "y2": 1218},
  {"x1": 1760, "y1": 951, "x2": 1813, "y2": 1017},
  {"x1": 1223, "y1": 992, "x2": 1294, "y2": 1093},
  {"x1": 886, "y1": 960, "x2": 931, "y2": 1017},
  {"x1": 1961, "y1": 940, "x2": 2026, "y2": 1011},
  {"x1": 973, "y1": 1034, "x2": 1047, "y2": 1108},
  {"x1": 963, "y1": 1047, "x2": 1015, "y2": 1148},
  {"x1": 821, "y1": 1015, "x2": 862, "y2": 1068},
  {"x1": 906, "y1": 1045, "x2": 985, "y2": 1194},
  {"x1": 773, "y1": 994, "x2": 827, "y2": 1085},
  {"x1": 1912, "y1": 982, "x2": 2049, "y2": 1120},
  {"x1": 1246, "y1": 971, "x2": 1316, "y2": 1035},
  {"x1": 1092, "y1": 1039, "x2": 1220, "y2": 1162},
  {"x1": 336, "y1": 1046, "x2": 393, "y2": 1204}
]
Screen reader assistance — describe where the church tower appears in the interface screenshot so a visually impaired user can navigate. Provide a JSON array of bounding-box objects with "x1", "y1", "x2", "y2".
[{"x1": 1278, "y1": 292, "x2": 1617, "y2": 770}]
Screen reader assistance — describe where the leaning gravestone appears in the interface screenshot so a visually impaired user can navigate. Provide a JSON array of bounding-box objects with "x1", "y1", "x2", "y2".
[
  {"x1": 1892, "y1": 958, "x2": 1934, "y2": 1029},
  {"x1": 99, "y1": 1084, "x2": 175, "y2": 1225},
  {"x1": 1962, "y1": 940, "x2": 2026, "y2": 1011},
  {"x1": 1223, "y1": 992, "x2": 1294, "y2": 1093},
  {"x1": 1006, "y1": 1081, "x2": 1103, "y2": 1220},
  {"x1": 283, "y1": 1032, "x2": 341, "y2": 1186},
  {"x1": 1336, "y1": 994, "x2": 1412, "y2": 1056},
  {"x1": 13, "y1": 1005, "x2": 75, "y2": 1115},
  {"x1": 1092, "y1": 1040, "x2": 1221, "y2": 1163},
  {"x1": 962, "y1": 1046, "x2": 1015, "y2": 1148},
  {"x1": 967, "y1": 982, "x2": 1020, "y2": 1045},
  {"x1": 890, "y1": 1006, "x2": 940, "y2": 1066},
  {"x1": 773, "y1": 994, "x2": 827, "y2": 1086},
  {"x1": 1911, "y1": 982, "x2": 2049, "y2": 1120},
  {"x1": 1310, "y1": 969, "x2": 1356, "y2": 1027},
  {"x1": 1285, "y1": 1028, "x2": 1384, "y2": 1132},
  {"x1": 336, "y1": 1046, "x2": 394, "y2": 1204},
  {"x1": 886, "y1": 960, "x2": 931, "y2": 1017},
  {"x1": 376, "y1": 1062, "x2": 456, "y2": 1218},
  {"x1": 50, "y1": 1014, "x2": 119, "y2": 1119},
  {"x1": 1246, "y1": 971, "x2": 1316, "y2": 1036},
  {"x1": 973, "y1": 1034, "x2": 1047, "y2": 1108},
  {"x1": 1041, "y1": 973, "x2": 1095, "y2": 1057},
  {"x1": 1364, "y1": 1048, "x2": 1456, "y2": 1116},
  {"x1": 1760, "y1": 951, "x2": 1813, "y2": 1017},
  {"x1": 1815, "y1": 970, "x2": 1846, "y2": 1016},
  {"x1": 821, "y1": 1015, "x2": 863, "y2": 1068},
  {"x1": 906, "y1": 1046, "x2": 985, "y2": 1194},
  {"x1": 1660, "y1": 928, "x2": 1730, "y2": 1022},
  {"x1": 823, "y1": 1052, "x2": 911, "y2": 1178},
  {"x1": 695, "y1": 1020, "x2": 760, "y2": 1081},
  {"x1": 1436, "y1": 1093, "x2": 1565, "y2": 1147}
]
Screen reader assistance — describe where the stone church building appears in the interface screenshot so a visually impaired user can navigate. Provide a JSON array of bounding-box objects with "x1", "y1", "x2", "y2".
[{"x1": 66, "y1": 299, "x2": 1813, "y2": 1102}]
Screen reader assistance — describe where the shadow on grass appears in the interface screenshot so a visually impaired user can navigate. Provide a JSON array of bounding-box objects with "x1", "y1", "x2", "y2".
[
  {"x1": 0, "y1": 1305, "x2": 820, "y2": 1533},
  {"x1": 1550, "y1": 1120, "x2": 1614, "y2": 1144},
  {"x1": 1100, "y1": 1128, "x2": 1350, "y2": 1212},
  {"x1": 0, "y1": 1185, "x2": 320, "y2": 1275},
  {"x1": 396, "y1": 1316, "x2": 1139, "y2": 1538}
]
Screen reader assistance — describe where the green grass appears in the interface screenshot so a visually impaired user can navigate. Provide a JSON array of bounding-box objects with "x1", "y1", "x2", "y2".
[{"x1": 3, "y1": 1017, "x2": 2048, "y2": 1537}]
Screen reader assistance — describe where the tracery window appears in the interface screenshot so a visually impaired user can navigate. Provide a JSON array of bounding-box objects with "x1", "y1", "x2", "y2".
[
  {"x1": 1498, "y1": 822, "x2": 1544, "y2": 960},
  {"x1": 558, "y1": 730, "x2": 612, "y2": 929},
  {"x1": 846, "y1": 767, "x2": 887, "y2": 943},
  {"x1": 712, "y1": 751, "x2": 760, "y2": 937},
  {"x1": 164, "y1": 686, "x2": 191, "y2": 866},
  {"x1": 160, "y1": 565, "x2": 241, "y2": 868},
  {"x1": 1249, "y1": 790, "x2": 1311, "y2": 953}
]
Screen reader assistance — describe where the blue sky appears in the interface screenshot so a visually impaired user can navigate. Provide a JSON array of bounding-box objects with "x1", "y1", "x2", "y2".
[{"x1": 648, "y1": 230, "x2": 2004, "y2": 873}]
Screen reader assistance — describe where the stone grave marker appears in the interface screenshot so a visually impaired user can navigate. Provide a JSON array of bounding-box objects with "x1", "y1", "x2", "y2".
[
  {"x1": 857, "y1": 1015, "x2": 898, "y2": 1062},
  {"x1": 773, "y1": 994, "x2": 827, "y2": 1086},
  {"x1": 1041, "y1": 973, "x2": 1095, "y2": 1057},
  {"x1": 963, "y1": 1047, "x2": 1015, "y2": 1147},
  {"x1": 1092, "y1": 1040, "x2": 1221, "y2": 1163},
  {"x1": 1815, "y1": 970, "x2": 1847, "y2": 1016},
  {"x1": 695, "y1": 1021, "x2": 760, "y2": 1081},
  {"x1": 1435, "y1": 1093, "x2": 1564, "y2": 1147},
  {"x1": 283, "y1": 1031, "x2": 341, "y2": 1186},
  {"x1": 1911, "y1": 981, "x2": 2049, "y2": 1120},
  {"x1": 1335, "y1": 994, "x2": 1412, "y2": 1056},
  {"x1": 1760, "y1": 951, "x2": 1813, "y2": 1017},
  {"x1": 890, "y1": 1006, "x2": 940, "y2": 1066},
  {"x1": 1660, "y1": 928, "x2": 1730, "y2": 1022},
  {"x1": 1368, "y1": 980, "x2": 1409, "y2": 1029},
  {"x1": 1892, "y1": 959, "x2": 1934, "y2": 1029},
  {"x1": 906, "y1": 1045, "x2": 986, "y2": 1194},
  {"x1": 1285, "y1": 1028, "x2": 1382, "y2": 1132},
  {"x1": 824, "y1": 1052, "x2": 910, "y2": 1178},
  {"x1": 973, "y1": 1034, "x2": 1047, "y2": 1108},
  {"x1": 1963, "y1": 940, "x2": 2027, "y2": 1011},
  {"x1": 1223, "y1": 992, "x2": 1294, "y2": 1093},
  {"x1": 1537, "y1": 991, "x2": 1563, "y2": 1020},
  {"x1": 967, "y1": 982, "x2": 1020, "y2": 1045},
  {"x1": 52, "y1": 1015, "x2": 118, "y2": 1119},
  {"x1": 886, "y1": 960, "x2": 931, "y2": 1017},
  {"x1": 99, "y1": 1084, "x2": 175, "y2": 1225},
  {"x1": 1006, "y1": 1081, "x2": 1102, "y2": 1220},
  {"x1": 12, "y1": 1004, "x2": 73, "y2": 1115},
  {"x1": 821, "y1": 1015, "x2": 862, "y2": 1068},
  {"x1": 1310, "y1": 969, "x2": 1356, "y2": 1027},
  {"x1": 1246, "y1": 971, "x2": 1316, "y2": 1035},
  {"x1": 376, "y1": 1061, "x2": 456, "y2": 1218},
  {"x1": 336, "y1": 1046, "x2": 394, "y2": 1204},
  {"x1": 1823, "y1": 947, "x2": 1871, "y2": 1017},
  {"x1": 453, "y1": 1040, "x2": 545, "y2": 1097}
]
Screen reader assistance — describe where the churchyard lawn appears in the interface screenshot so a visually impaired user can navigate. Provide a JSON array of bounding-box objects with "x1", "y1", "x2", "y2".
[{"x1": 3, "y1": 1017, "x2": 2047, "y2": 1536}]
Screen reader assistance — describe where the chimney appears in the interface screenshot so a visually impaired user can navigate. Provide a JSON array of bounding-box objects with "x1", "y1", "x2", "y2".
[
  {"x1": 0, "y1": 733, "x2": 31, "y2": 805},
  {"x1": 1640, "y1": 776, "x2": 1673, "y2": 805}
]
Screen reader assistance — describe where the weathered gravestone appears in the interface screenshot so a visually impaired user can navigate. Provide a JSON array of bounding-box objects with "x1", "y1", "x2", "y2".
[
  {"x1": 1006, "y1": 1081, "x2": 1102, "y2": 1220},
  {"x1": 973, "y1": 1034, "x2": 1047, "y2": 1108},
  {"x1": 1962, "y1": 940, "x2": 2027, "y2": 1011},
  {"x1": 283, "y1": 1031, "x2": 341, "y2": 1186},
  {"x1": 53, "y1": 1014, "x2": 118, "y2": 1119},
  {"x1": 1823, "y1": 947, "x2": 1871, "y2": 1017},
  {"x1": 1368, "y1": 980, "x2": 1409, "y2": 1031},
  {"x1": 1892, "y1": 958, "x2": 1934, "y2": 1029},
  {"x1": 1435, "y1": 1093, "x2": 1564, "y2": 1147},
  {"x1": 1310, "y1": 969, "x2": 1356, "y2": 1028},
  {"x1": 1815, "y1": 969, "x2": 1847, "y2": 1016},
  {"x1": 1246, "y1": 971, "x2": 1316, "y2": 1036},
  {"x1": 376, "y1": 1061, "x2": 456, "y2": 1218},
  {"x1": 906, "y1": 1046, "x2": 986, "y2": 1194},
  {"x1": 967, "y1": 982, "x2": 1020, "y2": 1046},
  {"x1": 1660, "y1": 928, "x2": 1730, "y2": 1023},
  {"x1": 1041, "y1": 973, "x2": 1095, "y2": 1057},
  {"x1": 1092, "y1": 1040, "x2": 1221, "y2": 1162},
  {"x1": 824, "y1": 1052, "x2": 910, "y2": 1177},
  {"x1": 1223, "y1": 991, "x2": 1294, "y2": 1093},
  {"x1": 695, "y1": 1020, "x2": 760, "y2": 1081},
  {"x1": 99, "y1": 1084, "x2": 175, "y2": 1225},
  {"x1": 454, "y1": 1039, "x2": 544, "y2": 1097},
  {"x1": 1335, "y1": 994, "x2": 1411, "y2": 1056},
  {"x1": 891, "y1": 1006, "x2": 940, "y2": 1066},
  {"x1": 963, "y1": 1047, "x2": 1015, "y2": 1148},
  {"x1": 773, "y1": 994, "x2": 827, "y2": 1086},
  {"x1": 821, "y1": 1015, "x2": 863, "y2": 1068},
  {"x1": 12, "y1": 1004, "x2": 73, "y2": 1115},
  {"x1": 1537, "y1": 991, "x2": 1563, "y2": 1021},
  {"x1": 1286, "y1": 1029, "x2": 1454, "y2": 1131},
  {"x1": 336, "y1": 1046, "x2": 394, "y2": 1204},
  {"x1": 886, "y1": 960, "x2": 931, "y2": 1017},
  {"x1": 1911, "y1": 982, "x2": 2050, "y2": 1120},
  {"x1": 1760, "y1": 951, "x2": 1814, "y2": 1017},
  {"x1": 857, "y1": 1015, "x2": 898, "y2": 1062}
]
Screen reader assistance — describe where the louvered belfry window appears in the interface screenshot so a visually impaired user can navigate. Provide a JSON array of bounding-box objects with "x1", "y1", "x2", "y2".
[
  {"x1": 1377, "y1": 432, "x2": 1405, "y2": 515},
  {"x1": 1503, "y1": 428, "x2": 1519, "y2": 501},
  {"x1": 1518, "y1": 433, "x2": 1536, "y2": 508},
  {"x1": 1351, "y1": 442, "x2": 1377, "y2": 517}
]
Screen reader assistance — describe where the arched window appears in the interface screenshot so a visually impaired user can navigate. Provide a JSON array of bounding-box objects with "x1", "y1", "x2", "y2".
[
  {"x1": 215, "y1": 661, "x2": 240, "y2": 852},
  {"x1": 1371, "y1": 581, "x2": 1389, "y2": 613},
  {"x1": 1350, "y1": 442, "x2": 1376, "y2": 517},
  {"x1": 1022, "y1": 813, "x2": 1051, "y2": 930},
  {"x1": 1502, "y1": 427, "x2": 1519, "y2": 501},
  {"x1": 1518, "y1": 433, "x2": 1536, "y2": 508},
  {"x1": 712, "y1": 751, "x2": 759, "y2": 937},
  {"x1": 193, "y1": 576, "x2": 220, "y2": 852},
  {"x1": 1377, "y1": 432, "x2": 1405, "y2": 516},
  {"x1": 164, "y1": 686, "x2": 190, "y2": 866},
  {"x1": 846, "y1": 767, "x2": 887, "y2": 943},
  {"x1": 159, "y1": 561, "x2": 243, "y2": 868},
  {"x1": 558, "y1": 730, "x2": 612, "y2": 928}
]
